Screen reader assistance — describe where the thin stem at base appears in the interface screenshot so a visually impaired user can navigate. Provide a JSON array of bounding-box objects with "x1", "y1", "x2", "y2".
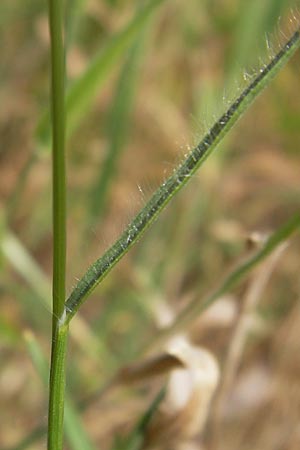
[{"x1": 48, "y1": 325, "x2": 69, "y2": 450}]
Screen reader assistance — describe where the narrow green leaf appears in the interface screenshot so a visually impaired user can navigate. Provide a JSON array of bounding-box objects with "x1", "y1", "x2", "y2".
[
  {"x1": 36, "y1": 0, "x2": 164, "y2": 148},
  {"x1": 0, "y1": 314, "x2": 20, "y2": 345},
  {"x1": 145, "y1": 213, "x2": 300, "y2": 350},
  {"x1": 87, "y1": 35, "x2": 145, "y2": 227},
  {"x1": 1, "y1": 231, "x2": 52, "y2": 307},
  {"x1": 64, "y1": 399, "x2": 97, "y2": 450},
  {"x1": 65, "y1": 0, "x2": 87, "y2": 48},
  {"x1": 230, "y1": 0, "x2": 272, "y2": 69},
  {"x1": 112, "y1": 388, "x2": 165, "y2": 450},
  {"x1": 64, "y1": 29, "x2": 300, "y2": 325},
  {"x1": 0, "y1": 228, "x2": 116, "y2": 367}
]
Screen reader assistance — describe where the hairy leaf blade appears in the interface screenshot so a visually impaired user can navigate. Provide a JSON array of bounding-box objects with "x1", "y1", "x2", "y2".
[{"x1": 65, "y1": 29, "x2": 300, "y2": 324}]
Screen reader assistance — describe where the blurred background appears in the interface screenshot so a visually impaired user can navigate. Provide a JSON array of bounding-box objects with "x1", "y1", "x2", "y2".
[{"x1": 1, "y1": 0, "x2": 300, "y2": 449}]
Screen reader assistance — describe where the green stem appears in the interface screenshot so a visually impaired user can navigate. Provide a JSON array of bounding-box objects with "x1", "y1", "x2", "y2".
[
  {"x1": 49, "y1": 0, "x2": 66, "y2": 322},
  {"x1": 47, "y1": 0, "x2": 67, "y2": 449},
  {"x1": 48, "y1": 325, "x2": 69, "y2": 450},
  {"x1": 64, "y1": 28, "x2": 300, "y2": 325}
]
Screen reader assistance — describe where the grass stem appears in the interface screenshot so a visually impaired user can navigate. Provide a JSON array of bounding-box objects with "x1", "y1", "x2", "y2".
[{"x1": 47, "y1": 0, "x2": 67, "y2": 449}]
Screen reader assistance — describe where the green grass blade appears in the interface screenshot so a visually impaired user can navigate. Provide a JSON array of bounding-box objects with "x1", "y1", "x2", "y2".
[
  {"x1": 64, "y1": 400, "x2": 97, "y2": 450},
  {"x1": 0, "y1": 228, "x2": 116, "y2": 368},
  {"x1": 1, "y1": 231, "x2": 51, "y2": 306},
  {"x1": 230, "y1": 0, "x2": 273, "y2": 69},
  {"x1": 87, "y1": 35, "x2": 145, "y2": 228},
  {"x1": 0, "y1": 313, "x2": 20, "y2": 345},
  {"x1": 144, "y1": 213, "x2": 300, "y2": 350},
  {"x1": 112, "y1": 388, "x2": 166, "y2": 450},
  {"x1": 264, "y1": 0, "x2": 294, "y2": 33},
  {"x1": 24, "y1": 331, "x2": 98, "y2": 450},
  {"x1": 65, "y1": 0, "x2": 86, "y2": 48},
  {"x1": 63, "y1": 29, "x2": 300, "y2": 325},
  {"x1": 36, "y1": 0, "x2": 164, "y2": 148}
]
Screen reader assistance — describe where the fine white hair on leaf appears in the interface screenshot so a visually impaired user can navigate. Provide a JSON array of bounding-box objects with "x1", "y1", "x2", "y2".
[
  {"x1": 65, "y1": 17, "x2": 300, "y2": 323},
  {"x1": 137, "y1": 183, "x2": 145, "y2": 201}
]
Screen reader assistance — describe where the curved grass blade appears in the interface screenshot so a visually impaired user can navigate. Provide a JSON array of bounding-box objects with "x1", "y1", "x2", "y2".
[
  {"x1": 0, "y1": 229, "x2": 116, "y2": 368},
  {"x1": 96, "y1": 215, "x2": 299, "y2": 402},
  {"x1": 111, "y1": 388, "x2": 166, "y2": 450},
  {"x1": 87, "y1": 36, "x2": 145, "y2": 229},
  {"x1": 144, "y1": 213, "x2": 300, "y2": 351},
  {"x1": 36, "y1": 0, "x2": 164, "y2": 148},
  {"x1": 229, "y1": 0, "x2": 287, "y2": 70},
  {"x1": 65, "y1": 0, "x2": 86, "y2": 49},
  {"x1": 64, "y1": 28, "x2": 300, "y2": 325}
]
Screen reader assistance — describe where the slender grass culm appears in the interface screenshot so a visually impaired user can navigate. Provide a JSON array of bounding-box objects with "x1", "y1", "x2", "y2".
[
  {"x1": 44, "y1": 3, "x2": 300, "y2": 449},
  {"x1": 47, "y1": 1, "x2": 67, "y2": 449}
]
